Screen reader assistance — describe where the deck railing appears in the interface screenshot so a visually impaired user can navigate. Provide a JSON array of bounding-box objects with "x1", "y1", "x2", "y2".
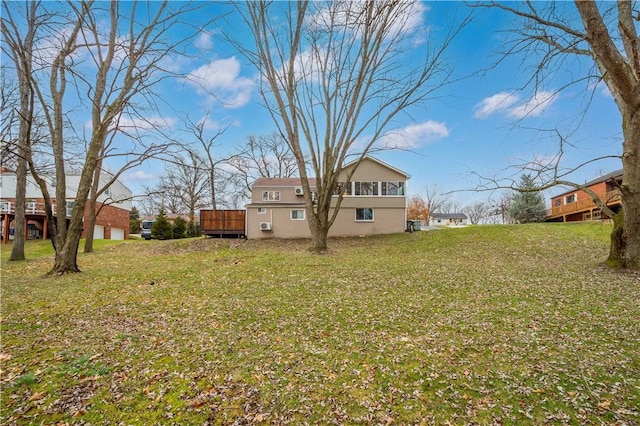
[
  {"x1": 549, "y1": 189, "x2": 621, "y2": 218},
  {"x1": 0, "y1": 200, "x2": 71, "y2": 217}
]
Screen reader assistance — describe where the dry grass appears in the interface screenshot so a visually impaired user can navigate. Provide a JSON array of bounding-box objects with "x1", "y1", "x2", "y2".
[{"x1": 1, "y1": 223, "x2": 639, "y2": 424}]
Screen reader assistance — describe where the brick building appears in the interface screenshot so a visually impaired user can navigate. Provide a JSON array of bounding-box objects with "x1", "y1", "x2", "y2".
[{"x1": 0, "y1": 168, "x2": 132, "y2": 243}]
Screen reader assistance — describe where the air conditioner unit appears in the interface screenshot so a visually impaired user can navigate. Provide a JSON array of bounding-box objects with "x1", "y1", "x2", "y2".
[
  {"x1": 260, "y1": 221, "x2": 272, "y2": 231},
  {"x1": 294, "y1": 187, "x2": 304, "y2": 196}
]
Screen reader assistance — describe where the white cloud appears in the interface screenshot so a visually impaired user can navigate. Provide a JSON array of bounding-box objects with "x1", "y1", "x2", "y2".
[
  {"x1": 186, "y1": 57, "x2": 253, "y2": 109},
  {"x1": 378, "y1": 120, "x2": 449, "y2": 149},
  {"x1": 85, "y1": 115, "x2": 177, "y2": 132},
  {"x1": 507, "y1": 90, "x2": 558, "y2": 119},
  {"x1": 194, "y1": 33, "x2": 213, "y2": 51},
  {"x1": 123, "y1": 170, "x2": 157, "y2": 182},
  {"x1": 308, "y1": 1, "x2": 427, "y2": 41},
  {"x1": 474, "y1": 90, "x2": 558, "y2": 120},
  {"x1": 473, "y1": 91, "x2": 520, "y2": 119}
]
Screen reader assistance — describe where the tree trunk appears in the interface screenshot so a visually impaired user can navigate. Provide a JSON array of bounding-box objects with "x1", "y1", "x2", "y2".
[
  {"x1": 614, "y1": 109, "x2": 640, "y2": 269},
  {"x1": 9, "y1": 158, "x2": 27, "y2": 261},
  {"x1": 83, "y1": 198, "x2": 97, "y2": 253},
  {"x1": 607, "y1": 211, "x2": 625, "y2": 268},
  {"x1": 53, "y1": 229, "x2": 81, "y2": 274},
  {"x1": 307, "y1": 200, "x2": 330, "y2": 252},
  {"x1": 309, "y1": 223, "x2": 329, "y2": 252},
  {"x1": 83, "y1": 163, "x2": 102, "y2": 253}
]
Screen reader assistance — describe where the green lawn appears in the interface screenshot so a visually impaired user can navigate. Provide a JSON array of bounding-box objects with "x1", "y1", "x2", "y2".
[{"x1": 1, "y1": 223, "x2": 639, "y2": 424}]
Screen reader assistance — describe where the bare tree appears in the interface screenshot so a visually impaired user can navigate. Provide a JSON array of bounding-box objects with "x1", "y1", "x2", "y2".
[
  {"x1": 1, "y1": 1, "x2": 40, "y2": 261},
  {"x1": 1, "y1": 70, "x2": 19, "y2": 171},
  {"x1": 227, "y1": 132, "x2": 299, "y2": 200},
  {"x1": 151, "y1": 151, "x2": 211, "y2": 221},
  {"x1": 5, "y1": 1, "x2": 213, "y2": 274},
  {"x1": 463, "y1": 201, "x2": 490, "y2": 225},
  {"x1": 183, "y1": 115, "x2": 234, "y2": 211},
  {"x1": 479, "y1": 1, "x2": 640, "y2": 269},
  {"x1": 235, "y1": 1, "x2": 470, "y2": 252},
  {"x1": 421, "y1": 184, "x2": 447, "y2": 222},
  {"x1": 489, "y1": 193, "x2": 514, "y2": 224},
  {"x1": 83, "y1": 117, "x2": 174, "y2": 253}
]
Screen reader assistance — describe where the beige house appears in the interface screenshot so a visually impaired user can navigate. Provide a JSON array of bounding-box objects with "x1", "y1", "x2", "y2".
[{"x1": 245, "y1": 157, "x2": 410, "y2": 239}]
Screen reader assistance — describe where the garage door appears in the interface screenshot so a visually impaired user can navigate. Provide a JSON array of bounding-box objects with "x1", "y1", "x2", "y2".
[
  {"x1": 111, "y1": 228, "x2": 124, "y2": 240},
  {"x1": 94, "y1": 225, "x2": 105, "y2": 240}
]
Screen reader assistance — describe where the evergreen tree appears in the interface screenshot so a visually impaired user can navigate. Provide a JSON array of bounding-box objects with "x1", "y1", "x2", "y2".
[
  {"x1": 129, "y1": 219, "x2": 141, "y2": 235},
  {"x1": 509, "y1": 174, "x2": 548, "y2": 223},
  {"x1": 129, "y1": 206, "x2": 140, "y2": 220},
  {"x1": 185, "y1": 221, "x2": 201, "y2": 238},
  {"x1": 152, "y1": 209, "x2": 173, "y2": 240},
  {"x1": 172, "y1": 217, "x2": 187, "y2": 239}
]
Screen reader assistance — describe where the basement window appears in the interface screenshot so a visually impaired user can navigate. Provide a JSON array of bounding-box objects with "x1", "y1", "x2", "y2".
[
  {"x1": 355, "y1": 208, "x2": 374, "y2": 222},
  {"x1": 290, "y1": 209, "x2": 305, "y2": 220}
]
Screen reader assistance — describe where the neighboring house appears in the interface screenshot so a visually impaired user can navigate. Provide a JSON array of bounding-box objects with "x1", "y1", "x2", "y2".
[
  {"x1": 546, "y1": 169, "x2": 622, "y2": 222},
  {"x1": 429, "y1": 213, "x2": 468, "y2": 227},
  {"x1": 0, "y1": 169, "x2": 132, "y2": 244},
  {"x1": 245, "y1": 156, "x2": 410, "y2": 239}
]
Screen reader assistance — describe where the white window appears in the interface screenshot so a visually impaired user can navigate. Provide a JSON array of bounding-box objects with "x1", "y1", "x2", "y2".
[
  {"x1": 354, "y1": 182, "x2": 378, "y2": 196},
  {"x1": 333, "y1": 182, "x2": 351, "y2": 196},
  {"x1": 355, "y1": 208, "x2": 374, "y2": 222},
  {"x1": 290, "y1": 209, "x2": 305, "y2": 220},
  {"x1": 565, "y1": 194, "x2": 576, "y2": 204},
  {"x1": 66, "y1": 201, "x2": 74, "y2": 216},
  {"x1": 382, "y1": 181, "x2": 404, "y2": 196},
  {"x1": 257, "y1": 207, "x2": 267, "y2": 214},
  {"x1": 262, "y1": 191, "x2": 280, "y2": 201}
]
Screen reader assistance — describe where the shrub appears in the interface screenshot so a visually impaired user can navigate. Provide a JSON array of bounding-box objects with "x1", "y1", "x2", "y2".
[
  {"x1": 185, "y1": 221, "x2": 201, "y2": 238},
  {"x1": 129, "y1": 219, "x2": 141, "y2": 235},
  {"x1": 172, "y1": 217, "x2": 187, "y2": 239},
  {"x1": 151, "y1": 210, "x2": 173, "y2": 240}
]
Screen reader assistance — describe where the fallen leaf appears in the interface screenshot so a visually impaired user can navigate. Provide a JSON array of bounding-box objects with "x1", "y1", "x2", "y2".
[{"x1": 28, "y1": 392, "x2": 46, "y2": 402}]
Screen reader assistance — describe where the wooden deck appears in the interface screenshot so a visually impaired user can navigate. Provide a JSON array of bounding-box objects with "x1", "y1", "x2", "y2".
[{"x1": 546, "y1": 189, "x2": 622, "y2": 221}]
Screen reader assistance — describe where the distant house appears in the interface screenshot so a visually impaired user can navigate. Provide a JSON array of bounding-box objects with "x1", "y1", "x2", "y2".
[
  {"x1": 0, "y1": 169, "x2": 132, "y2": 243},
  {"x1": 245, "y1": 156, "x2": 410, "y2": 239},
  {"x1": 546, "y1": 169, "x2": 622, "y2": 222},
  {"x1": 429, "y1": 213, "x2": 468, "y2": 227}
]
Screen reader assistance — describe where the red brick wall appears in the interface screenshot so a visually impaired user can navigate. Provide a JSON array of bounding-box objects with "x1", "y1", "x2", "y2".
[{"x1": 87, "y1": 202, "x2": 130, "y2": 239}]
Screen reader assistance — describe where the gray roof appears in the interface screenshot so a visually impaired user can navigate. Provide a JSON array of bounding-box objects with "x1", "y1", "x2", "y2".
[
  {"x1": 553, "y1": 169, "x2": 622, "y2": 198},
  {"x1": 582, "y1": 169, "x2": 622, "y2": 187},
  {"x1": 430, "y1": 213, "x2": 467, "y2": 220}
]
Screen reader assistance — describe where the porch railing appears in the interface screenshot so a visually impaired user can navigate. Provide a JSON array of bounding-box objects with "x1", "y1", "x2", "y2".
[{"x1": 549, "y1": 189, "x2": 621, "y2": 218}]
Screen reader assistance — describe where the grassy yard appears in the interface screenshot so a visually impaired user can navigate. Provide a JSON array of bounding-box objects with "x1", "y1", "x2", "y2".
[{"x1": 1, "y1": 223, "x2": 639, "y2": 424}]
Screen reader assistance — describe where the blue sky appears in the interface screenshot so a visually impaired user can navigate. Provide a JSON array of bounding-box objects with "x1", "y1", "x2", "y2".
[{"x1": 114, "y1": 1, "x2": 623, "y2": 208}]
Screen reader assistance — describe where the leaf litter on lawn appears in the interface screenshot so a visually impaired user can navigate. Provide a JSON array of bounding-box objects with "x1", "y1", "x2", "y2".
[{"x1": 1, "y1": 224, "x2": 639, "y2": 424}]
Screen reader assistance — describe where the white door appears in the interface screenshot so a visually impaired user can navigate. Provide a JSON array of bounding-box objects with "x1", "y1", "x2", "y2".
[
  {"x1": 111, "y1": 228, "x2": 124, "y2": 240},
  {"x1": 94, "y1": 225, "x2": 105, "y2": 240}
]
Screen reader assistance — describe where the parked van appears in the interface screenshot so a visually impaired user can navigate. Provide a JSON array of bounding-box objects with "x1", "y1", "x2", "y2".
[{"x1": 141, "y1": 219, "x2": 154, "y2": 240}]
